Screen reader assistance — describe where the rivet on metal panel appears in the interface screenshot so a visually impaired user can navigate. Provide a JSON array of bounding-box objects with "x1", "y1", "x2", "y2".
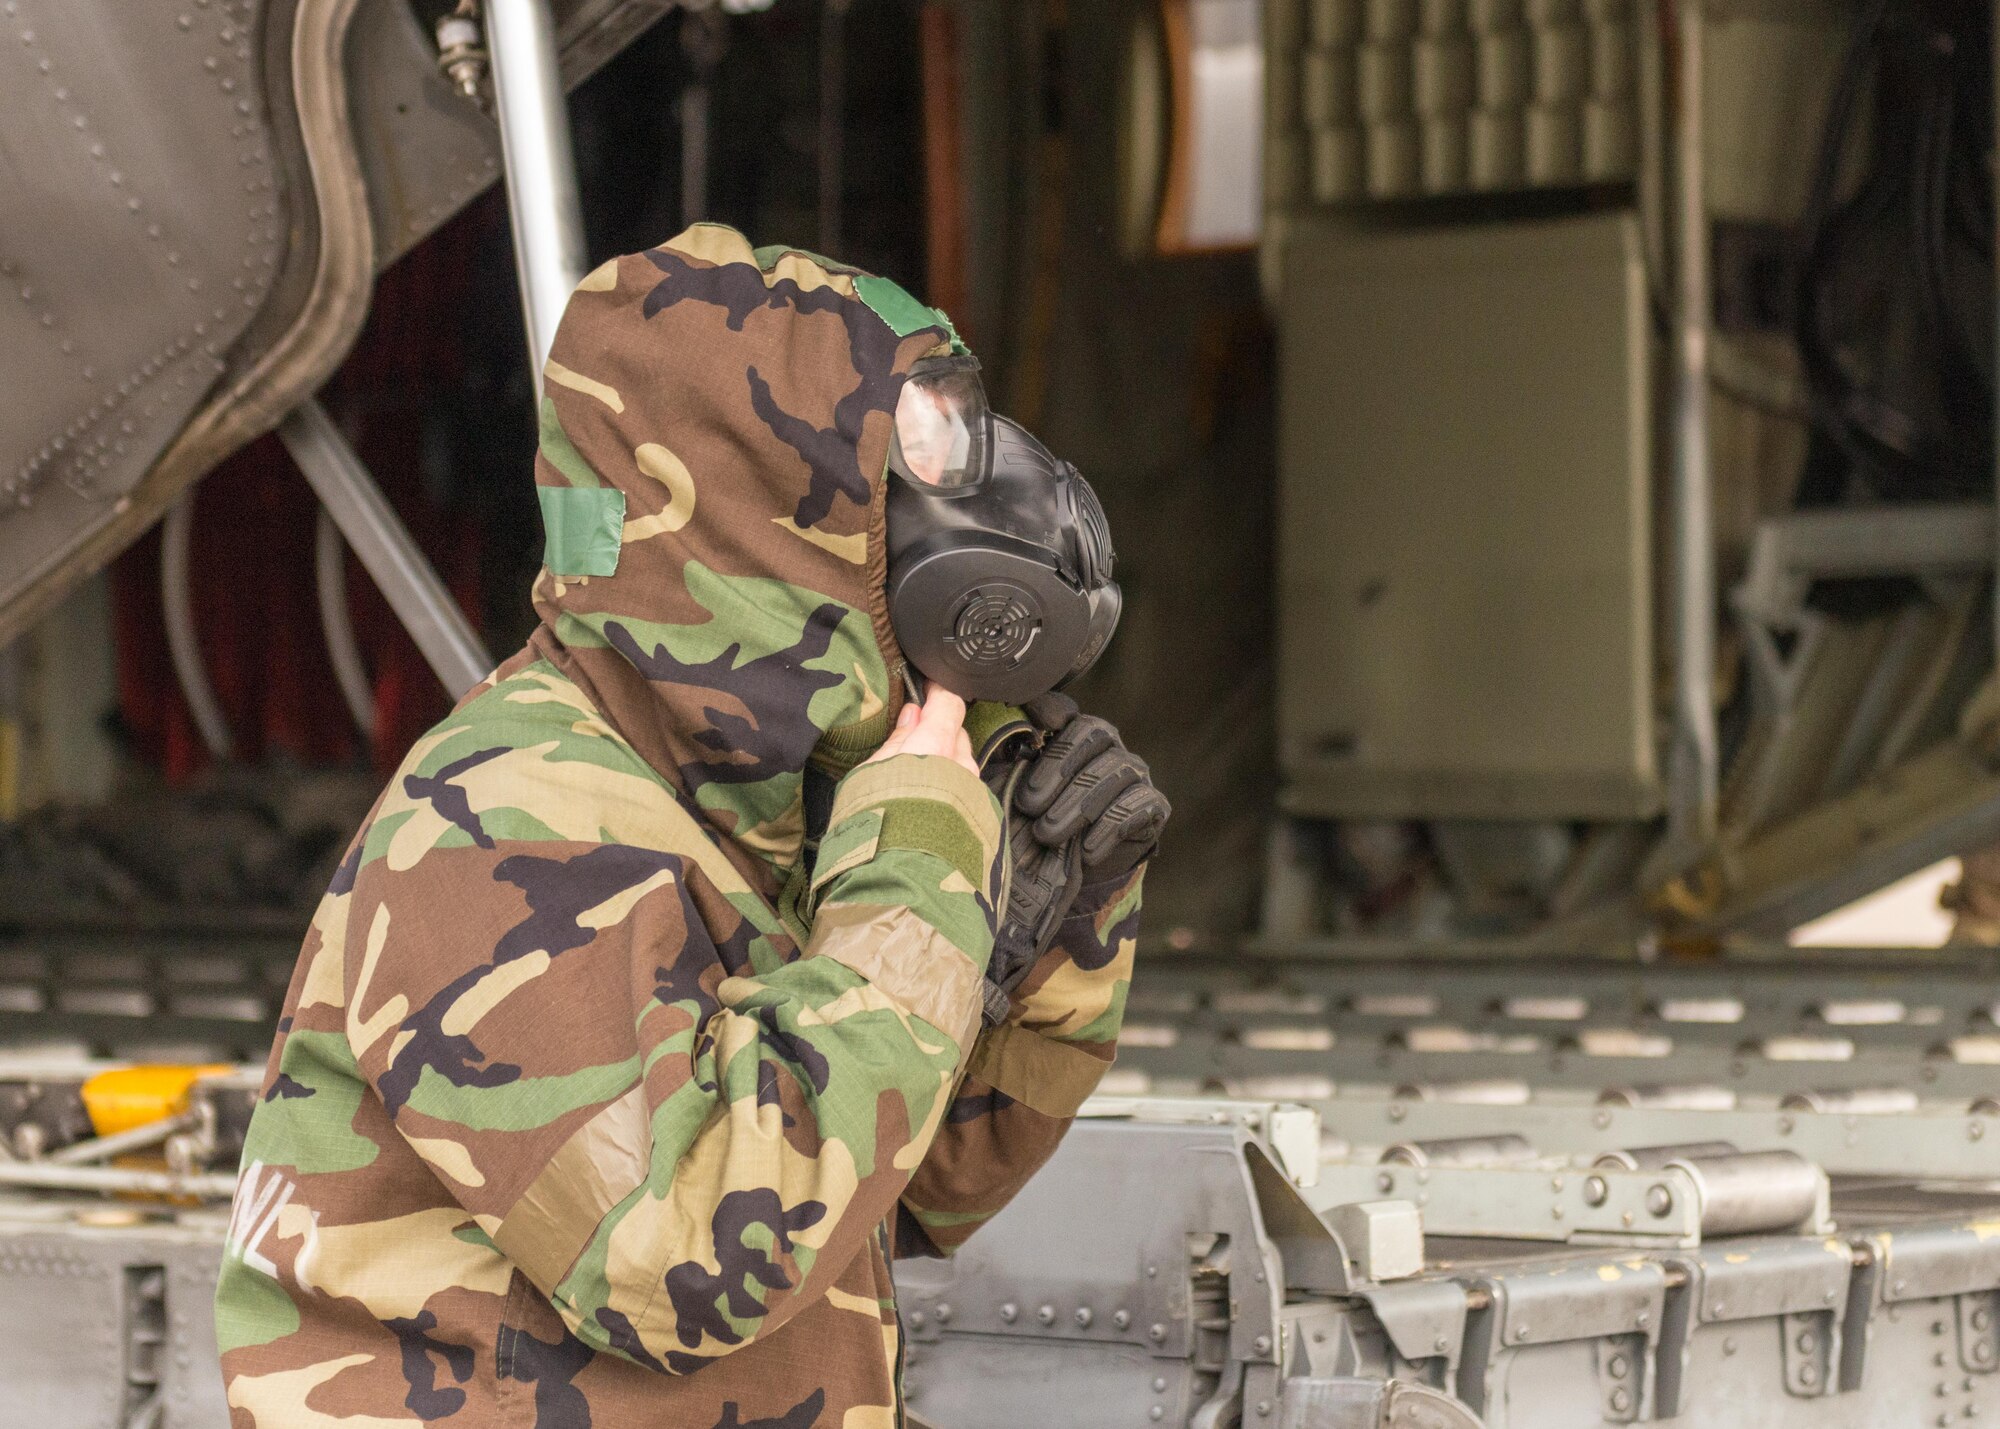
[
  {"x1": 1035, "y1": 1305, "x2": 1055, "y2": 1326},
  {"x1": 1115, "y1": 1310, "x2": 1132, "y2": 1330},
  {"x1": 999, "y1": 1303, "x2": 1017, "y2": 1323}
]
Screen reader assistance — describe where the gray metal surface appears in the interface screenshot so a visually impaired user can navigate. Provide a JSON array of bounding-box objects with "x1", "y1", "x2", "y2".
[
  {"x1": 488, "y1": 0, "x2": 590, "y2": 381},
  {"x1": 18, "y1": 1097, "x2": 2000, "y2": 1425},
  {"x1": 0, "y1": 925, "x2": 305, "y2": 1064},
  {"x1": 0, "y1": 1201, "x2": 228, "y2": 1429},
  {"x1": 1276, "y1": 211, "x2": 1658, "y2": 823},
  {"x1": 0, "y1": 0, "x2": 286, "y2": 613},
  {"x1": 0, "y1": 0, "x2": 378, "y2": 652},
  {"x1": 346, "y1": 0, "x2": 504, "y2": 269},
  {"x1": 279, "y1": 398, "x2": 494, "y2": 699},
  {"x1": 0, "y1": 0, "x2": 677, "y2": 654},
  {"x1": 1110, "y1": 950, "x2": 2000, "y2": 1124},
  {"x1": 896, "y1": 1118, "x2": 1317, "y2": 1429},
  {"x1": 896, "y1": 1102, "x2": 2000, "y2": 1427}
]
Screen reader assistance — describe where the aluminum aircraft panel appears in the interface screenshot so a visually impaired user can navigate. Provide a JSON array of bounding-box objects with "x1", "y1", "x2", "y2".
[{"x1": 0, "y1": 0, "x2": 671, "y2": 650}]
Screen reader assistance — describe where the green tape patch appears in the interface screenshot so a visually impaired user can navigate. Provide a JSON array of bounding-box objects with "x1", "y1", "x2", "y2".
[
  {"x1": 855, "y1": 274, "x2": 954, "y2": 342},
  {"x1": 538, "y1": 486, "x2": 626, "y2": 577}
]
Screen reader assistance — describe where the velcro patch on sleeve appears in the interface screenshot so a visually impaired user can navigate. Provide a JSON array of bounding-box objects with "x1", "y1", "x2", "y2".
[
  {"x1": 537, "y1": 486, "x2": 626, "y2": 577},
  {"x1": 805, "y1": 808, "x2": 882, "y2": 919},
  {"x1": 874, "y1": 797, "x2": 986, "y2": 889}
]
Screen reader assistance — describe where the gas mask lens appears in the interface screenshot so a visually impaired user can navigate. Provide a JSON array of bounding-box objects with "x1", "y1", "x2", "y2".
[{"x1": 889, "y1": 359, "x2": 988, "y2": 489}]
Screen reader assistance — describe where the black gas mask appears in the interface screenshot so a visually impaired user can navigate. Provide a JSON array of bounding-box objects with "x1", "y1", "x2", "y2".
[{"x1": 884, "y1": 357, "x2": 1121, "y2": 705}]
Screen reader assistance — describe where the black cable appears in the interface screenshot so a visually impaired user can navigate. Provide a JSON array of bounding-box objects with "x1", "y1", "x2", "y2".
[{"x1": 1791, "y1": 0, "x2": 1993, "y2": 504}]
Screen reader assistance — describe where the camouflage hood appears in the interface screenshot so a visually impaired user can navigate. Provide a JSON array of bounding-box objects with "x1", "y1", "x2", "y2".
[{"x1": 527, "y1": 225, "x2": 964, "y2": 883}]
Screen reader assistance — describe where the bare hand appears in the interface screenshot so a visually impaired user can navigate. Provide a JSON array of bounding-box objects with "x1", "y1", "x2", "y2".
[{"x1": 866, "y1": 688, "x2": 977, "y2": 777}]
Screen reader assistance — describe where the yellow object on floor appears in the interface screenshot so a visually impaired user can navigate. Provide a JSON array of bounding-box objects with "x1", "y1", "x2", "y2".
[{"x1": 81, "y1": 1064, "x2": 233, "y2": 1138}]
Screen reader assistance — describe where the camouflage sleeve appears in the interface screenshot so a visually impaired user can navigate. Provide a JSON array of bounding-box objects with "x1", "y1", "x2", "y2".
[
  {"x1": 351, "y1": 750, "x2": 1000, "y2": 1375},
  {"x1": 895, "y1": 863, "x2": 1142, "y2": 1255}
]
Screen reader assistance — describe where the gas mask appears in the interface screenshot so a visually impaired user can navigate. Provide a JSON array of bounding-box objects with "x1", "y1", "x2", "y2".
[{"x1": 884, "y1": 356, "x2": 1122, "y2": 705}]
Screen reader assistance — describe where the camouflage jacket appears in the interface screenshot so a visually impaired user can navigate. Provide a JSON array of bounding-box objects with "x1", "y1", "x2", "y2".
[{"x1": 213, "y1": 227, "x2": 1141, "y2": 1429}]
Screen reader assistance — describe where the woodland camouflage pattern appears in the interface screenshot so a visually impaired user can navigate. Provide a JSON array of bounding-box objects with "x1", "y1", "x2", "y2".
[{"x1": 214, "y1": 225, "x2": 1143, "y2": 1428}]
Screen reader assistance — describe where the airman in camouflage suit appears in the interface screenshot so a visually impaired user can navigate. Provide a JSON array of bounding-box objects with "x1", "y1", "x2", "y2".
[{"x1": 213, "y1": 226, "x2": 1143, "y2": 1428}]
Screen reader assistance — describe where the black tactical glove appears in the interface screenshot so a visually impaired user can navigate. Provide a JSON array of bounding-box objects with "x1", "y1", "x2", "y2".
[
  {"x1": 1015, "y1": 693, "x2": 1170, "y2": 882},
  {"x1": 980, "y1": 696, "x2": 1168, "y2": 1025}
]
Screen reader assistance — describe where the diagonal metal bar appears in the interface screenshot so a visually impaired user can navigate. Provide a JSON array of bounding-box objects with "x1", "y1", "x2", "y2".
[{"x1": 279, "y1": 399, "x2": 493, "y2": 701}]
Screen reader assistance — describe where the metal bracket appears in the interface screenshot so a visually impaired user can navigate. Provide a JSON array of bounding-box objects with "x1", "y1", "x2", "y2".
[
  {"x1": 1778, "y1": 1310, "x2": 1833, "y2": 1398},
  {"x1": 1354, "y1": 1276, "x2": 1472, "y2": 1393},
  {"x1": 1317, "y1": 1160, "x2": 1707, "y2": 1248},
  {"x1": 1958, "y1": 1290, "x2": 2000, "y2": 1375},
  {"x1": 1594, "y1": 1332, "x2": 1646, "y2": 1423}
]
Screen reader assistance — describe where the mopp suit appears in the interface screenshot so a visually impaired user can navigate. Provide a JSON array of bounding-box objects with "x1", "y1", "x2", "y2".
[{"x1": 214, "y1": 226, "x2": 1143, "y2": 1427}]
